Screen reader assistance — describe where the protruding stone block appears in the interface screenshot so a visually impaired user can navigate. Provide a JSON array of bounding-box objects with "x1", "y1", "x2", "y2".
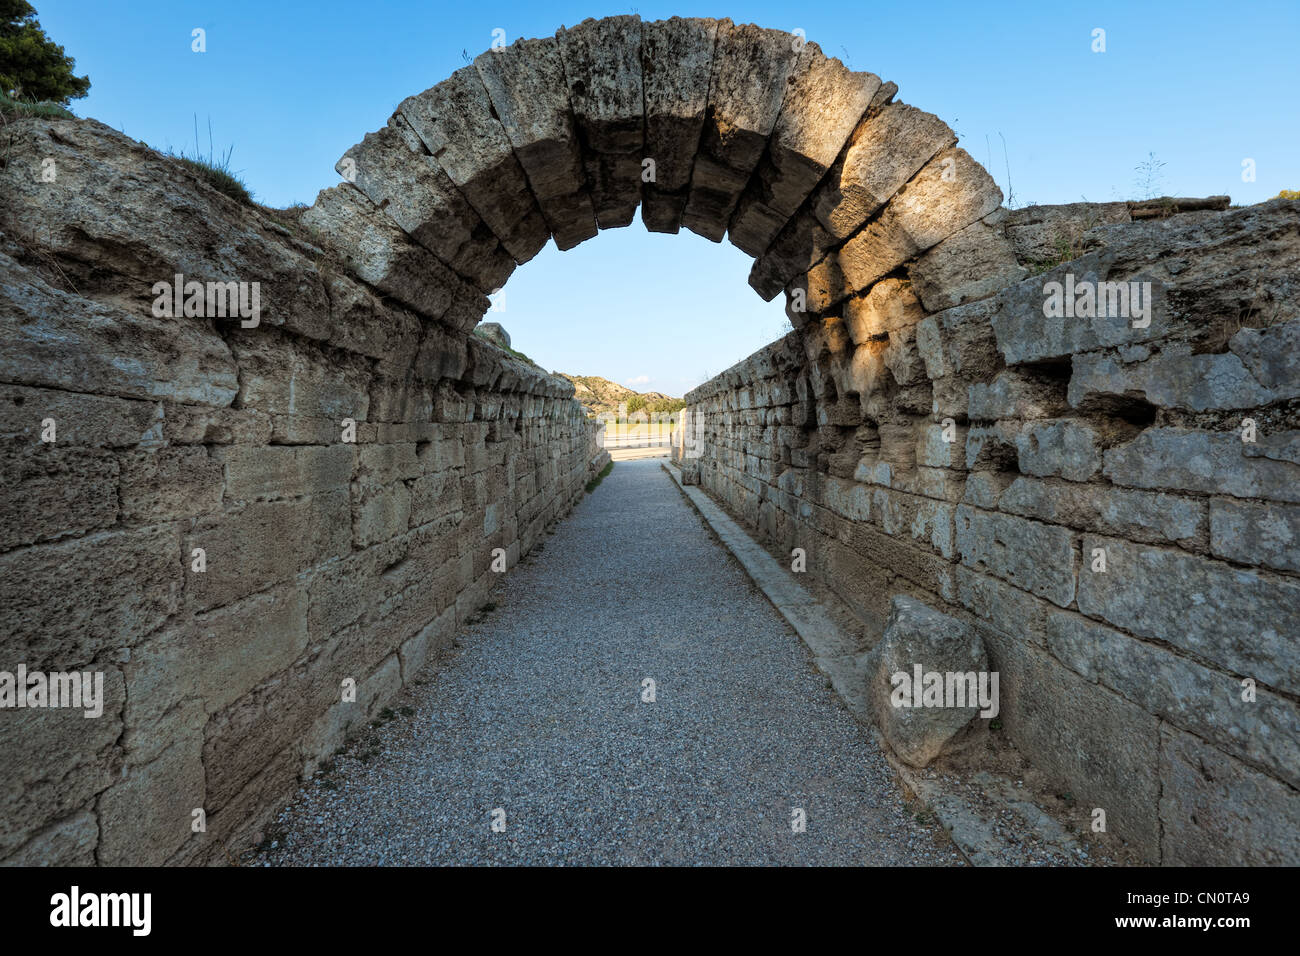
[{"x1": 864, "y1": 595, "x2": 990, "y2": 767}]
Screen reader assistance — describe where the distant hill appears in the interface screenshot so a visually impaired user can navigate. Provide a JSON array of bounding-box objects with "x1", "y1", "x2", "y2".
[
  {"x1": 471, "y1": 326, "x2": 682, "y2": 418},
  {"x1": 556, "y1": 374, "x2": 683, "y2": 418}
]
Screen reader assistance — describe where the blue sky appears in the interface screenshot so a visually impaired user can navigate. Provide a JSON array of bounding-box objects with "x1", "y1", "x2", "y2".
[{"x1": 37, "y1": 1, "x2": 1300, "y2": 396}]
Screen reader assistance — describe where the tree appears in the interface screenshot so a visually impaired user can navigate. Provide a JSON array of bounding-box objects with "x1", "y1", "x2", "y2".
[{"x1": 0, "y1": 1, "x2": 90, "y2": 103}]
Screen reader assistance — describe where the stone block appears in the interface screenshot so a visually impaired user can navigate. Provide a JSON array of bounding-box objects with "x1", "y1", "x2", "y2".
[
  {"x1": 1077, "y1": 535, "x2": 1300, "y2": 694},
  {"x1": 954, "y1": 505, "x2": 1076, "y2": 607},
  {"x1": 1158, "y1": 724, "x2": 1300, "y2": 865},
  {"x1": 1103, "y1": 428, "x2": 1300, "y2": 503},
  {"x1": 558, "y1": 16, "x2": 645, "y2": 229}
]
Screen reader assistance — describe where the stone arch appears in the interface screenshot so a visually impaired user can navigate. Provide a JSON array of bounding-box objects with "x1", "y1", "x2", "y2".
[{"x1": 297, "y1": 15, "x2": 1005, "y2": 366}]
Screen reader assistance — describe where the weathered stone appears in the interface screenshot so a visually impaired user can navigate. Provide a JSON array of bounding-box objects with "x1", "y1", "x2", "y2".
[
  {"x1": 475, "y1": 36, "x2": 598, "y2": 249},
  {"x1": 1103, "y1": 427, "x2": 1300, "y2": 503},
  {"x1": 1159, "y1": 725, "x2": 1300, "y2": 865},
  {"x1": 914, "y1": 420, "x2": 966, "y2": 469},
  {"x1": 0, "y1": 119, "x2": 333, "y2": 342},
  {"x1": 999, "y1": 478, "x2": 1205, "y2": 547},
  {"x1": 397, "y1": 66, "x2": 551, "y2": 262},
  {"x1": 815, "y1": 148, "x2": 1002, "y2": 308},
  {"x1": 953, "y1": 565, "x2": 1049, "y2": 646},
  {"x1": 228, "y1": 332, "x2": 371, "y2": 421},
  {"x1": 1014, "y1": 418, "x2": 1102, "y2": 481},
  {"x1": 119, "y1": 446, "x2": 225, "y2": 523},
  {"x1": 98, "y1": 735, "x2": 206, "y2": 865},
  {"x1": 989, "y1": 637, "x2": 1160, "y2": 861},
  {"x1": 128, "y1": 587, "x2": 309, "y2": 748},
  {"x1": 954, "y1": 505, "x2": 1076, "y2": 607},
  {"x1": 0, "y1": 669, "x2": 125, "y2": 859},
  {"x1": 729, "y1": 45, "x2": 878, "y2": 255},
  {"x1": 354, "y1": 482, "x2": 414, "y2": 548},
  {"x1": 0, "y1": 528, "x2": 178, "y2": 671},
  {"x1": 640, "y1": 17, "x2": 720, "y2": 233},
  {"x1": 0, "y1": 447, "x2": 118, "y2": 550},
  {"x1": 184, "y1": 493, "x2": 351, "y2": 611},
  {"x1": 842, "y1": 278, "x2": 926, "y2": 346},
  {"x1": 0, "y1": 810, "x2": 98, "y2": 865},
  {"x1": 748, "y1": 207, "x2": 838, "y2": 300},
  {"x1": 0, "y1": 385, "x2": 161, "y2": 449},
  {"x1": 909, "y1": 217, "x2": 1027, "y2": 311},
  {"x1": 682, "y1": 22, "x2": 801, "y2": 241},
  {"x1": 1209, "y1": 498, "x2": 1300, "y2": 573},
  {"x1": 558, "y1": 16, "x2": 645, "y2": 229},
  {"x1": 1047, "y1": 610, "x2": 1300, "y2": 787},
  {"x1": 0, "y1": 252, "x2": 239, "y2": 406},
  {"x1": 336, "y1": 117, "x2": 515, "y2": 292},
  {"x1": 1002, "y1": 201, "x2": 1130, "y2": 265},
  {"x1": 964, "y1": 421, "x2": 1021, "y2": 472},
  {"x1": 1069, "y1": 344, "x2": 1290, "y2": 413},
  {"x1": 216, "y1": 444, "x2": 354, "y2": 502},
  {"x1": 163, "y1": 404, "x2": 270, "y2": 446},
  {"x1": 812, "y1": 103, "x2": 955, "y2": 242},
  {"x1": 864, "y1": 595, "x2": 990, "y2": 767},
  {"x1": 302, "y1": 184, "x2": 480, "y2": 322},
  {"x1": 1228, "y1": 317, "x2": 1300, "y2": 393},
  {"x1": 967, "y1": 369, "x2": 1070, "y2": 421},
  {"x1": 1076, "y1": 535, "x2": 1300, "y2": 694},
  {"x1": 915, "y1": 296, "x2": 1001, "y2": 385}
]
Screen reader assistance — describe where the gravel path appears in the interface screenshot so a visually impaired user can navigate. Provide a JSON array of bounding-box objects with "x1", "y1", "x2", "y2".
[{"x1": 252, "y1": 459, "x2": 963, "y2": 866}]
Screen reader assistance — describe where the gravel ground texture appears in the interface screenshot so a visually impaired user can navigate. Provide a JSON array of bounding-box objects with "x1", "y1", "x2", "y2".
[{"x1": 251, "y1": 458, "x2": 964, "y2": 866}]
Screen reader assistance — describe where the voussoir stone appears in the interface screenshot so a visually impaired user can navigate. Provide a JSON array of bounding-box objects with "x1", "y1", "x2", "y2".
[
  {"x1": 475, "y1": 36, "x2": 598, "y2": 250},
  {"x1": 682, "y1": 22, "x2": 802, "y2": 242},
  {"x1": 810, "y1": 147, "x2": 1002, "y2": 309},
  {"x1": 558, "y1": 16, "x2": 645, "y2": 229},
  {"x1": 729, "y1": 44, "x2": 879, "y2": 256},
  {"x1": 397, "y1": 65, "x2": 551, "y2": 263},
  {"x1": 303, "y1": 184, "x2": 471, "y2": 322},
  {"x1": 640, "y1": 17, "x2": 721, "y2": 233},
  {"x1": 336, "y1": 116, "x2": 515, "y2": 292}
]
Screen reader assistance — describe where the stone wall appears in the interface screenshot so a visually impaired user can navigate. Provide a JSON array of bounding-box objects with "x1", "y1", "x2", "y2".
[
  {"x1": 682, "y1": 199, "x2": 1300, "y2": 864},
  {"x1": 0, "y1": 119, "x2": 604, "y2": 865}
]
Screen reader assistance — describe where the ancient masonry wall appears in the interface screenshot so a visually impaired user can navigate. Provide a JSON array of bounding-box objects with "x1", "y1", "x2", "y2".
[
  {"x1": 0, "y1": 120, "x2": 605, "y2": 865},
  {"x1": 683, "y1": 199, "x2": 1300, "y2": 865}
]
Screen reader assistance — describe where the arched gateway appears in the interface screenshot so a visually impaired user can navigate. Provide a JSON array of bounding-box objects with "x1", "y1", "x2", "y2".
[{"x1": 302, "y1": 15, "x2": 1003, "y2": 341}]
